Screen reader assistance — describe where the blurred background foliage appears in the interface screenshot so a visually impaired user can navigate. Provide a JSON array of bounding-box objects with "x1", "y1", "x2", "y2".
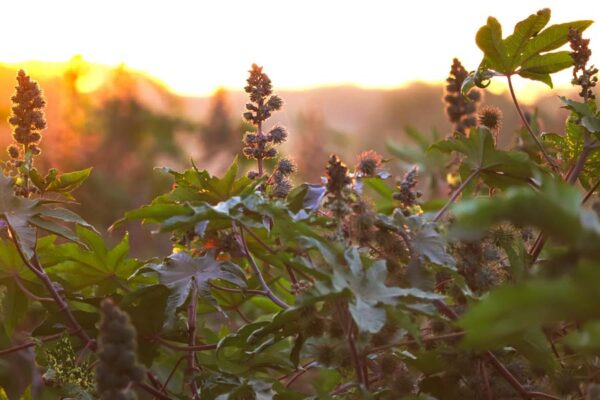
[{"x1": 0, "y1": 56, "x2": 578, "y2": 256}]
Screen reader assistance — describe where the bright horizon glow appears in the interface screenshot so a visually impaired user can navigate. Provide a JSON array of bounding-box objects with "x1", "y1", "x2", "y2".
[{"x1": 1, "y1": 0, "x2": 599, "y2": 102}]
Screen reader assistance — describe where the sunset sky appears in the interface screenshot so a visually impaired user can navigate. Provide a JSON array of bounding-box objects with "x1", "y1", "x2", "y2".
[{"x1": 1, "y1": 0, "x2": 599, "y2": 100}]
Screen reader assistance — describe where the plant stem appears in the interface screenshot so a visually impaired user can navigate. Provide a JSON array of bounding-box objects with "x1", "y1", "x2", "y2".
[
  {"x1": 433, "y1": 169, "x2": 479, "y2": 222},
  {"x1": 479, "y1": 360, "x2": 494, "y2": 400},
  {"x1": 0, "y1": 331, "x2": 65, "y2": 356},
  {"x1": 257, "y1": 117, "x2": 264, "y2": 177},
  {"x1": 528, "y1": 138, "x2": 598, "y2": 265},
  {"x1": 284, "y1": 361, "x2": 318, "y2": 388},
  {"x1": 433, "y1": 299, "x2": 559, "y2": 400},
  {"x1": 365, "y1": 331, "x2": 464, "y2": 355},
  {"x1": 582, "y1": 178, "x2": 600, "y2": 204},
  {"x1": 136, "y1": 382, "x2": 173, "y2": 400},
  {"x1": 156, "y1": 337, "x2": 217, "y2": 352},
  {"x1": 235, "y1": 223, "x2": 290, "y2": 309},
  {"x1": 13, "y1": 274, "x2": 53, "y2": 302},
  {"x1": 507, "y1": 75, "x2": 558, "y2": 171},
  {"x1": 187, "y1": 280, "x2": 199, "y2": 399},
  {"x1": 8, "y1": 230, "x2": 92, "y2": 347}
]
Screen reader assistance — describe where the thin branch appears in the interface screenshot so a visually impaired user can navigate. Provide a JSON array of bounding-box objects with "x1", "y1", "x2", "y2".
[
  {"x1": 0, "y1": 332, "x2": 65, "y2": 356},
  {"x1": 147, "y1": 371, "x2": 168, "y2": 395},
  {"x1": 480, "y1": 360, "x2": 494, "y2": 400},
  {"x1": 529, "y1": 138, "x2": 597, "y2": 265},
  {"x1": 239, "y1": 223, "x2": 300, "y2": 285},
  {"x1": 187, "y1": 281, "x2": 200, "y2": 399},
  {"x1": 7, "y1": 227, "x2": 92, "y2": 347},
  {"x1": 335, "y1": 301, "x2": 365, "y2": 387},
  {"x1": 155, "y1": 337, "x2": 217, "y2": 352},
  {"x1": 285, "y1": 361, "x2": 318, "y2": 388},
  {"x1": 239, "y1": 224, "x2": 276, "y2": 254},
  {"x1": 507, "y1": 75, "x2": 558, "y2": 171},
  {"x1": 13, "y1": 274, "x2": 53, "y2": 302},
  {"x1": 365, "y1": 331, "x2": 465, "y2": 355},
  {"x1": 582, "y1": 178, "x2": 600, "y2": 204},
  {"x1": 235, "y1": 223, "x2": 290, "y2": 309},
  {"x1": 209, "y1": 282, "x2": 265, "y2": 296},
  {"x1": 162, "y1": 356, "x2": 187, "y2": 392},
  {"x1": 135, "y1": 382, "x2": 173, "y2": 400},
  {"x1": 433, "y1": 169, "x2": 479, "y2": 222}
]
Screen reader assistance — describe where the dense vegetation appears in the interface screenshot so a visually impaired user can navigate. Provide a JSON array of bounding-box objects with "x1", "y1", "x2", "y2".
[{"x1": 1, "y1": 8, "x2": 600, "y2": 400}]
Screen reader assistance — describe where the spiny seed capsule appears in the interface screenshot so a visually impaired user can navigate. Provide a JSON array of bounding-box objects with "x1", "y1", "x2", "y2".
[
  {"x1": 356, "y1": 150, "x2": 382, "y2": 176},
  {"x1": 276, "y1": 158, "x2": 296, "y2": 175},
  {"x1": 478, "y1": 105, "x2": 503, "y2": 131},
  {"x1": 269, "y1": 125, "x2": 288, "y2": 144}
]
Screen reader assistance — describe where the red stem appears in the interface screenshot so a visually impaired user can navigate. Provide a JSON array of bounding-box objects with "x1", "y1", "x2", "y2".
[
  {"x1": 187, "y1": 281, "x2": 199, "y2": 399},
  {"x1": 507, "y1": 75, "x2": 558, "y2": 171}
]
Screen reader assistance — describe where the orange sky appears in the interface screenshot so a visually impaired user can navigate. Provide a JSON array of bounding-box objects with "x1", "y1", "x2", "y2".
[{"x1": 1, "y1": 0, "x2": 599, "y2": 101}]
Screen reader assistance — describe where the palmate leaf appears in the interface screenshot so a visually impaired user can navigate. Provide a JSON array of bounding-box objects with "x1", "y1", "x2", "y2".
[
  {"x1": 0, "y1": 175, "x2": 95, "y2": 262},
  {"x1": 112, "y1": 156, "x2": 257, "y2": 230},
  {"x1": 148, "y1": 251, "x2": 246, "y2": 327},
  {"x1": 330, "y1": 247, "x2": 441, "y2": 333},
  {"x1": 40, "y1": 226, "x2": 143, "y2": 294},
  {"x1": 431, "y1": 127, "x2": 537, "y2": 189},
  {"x1": 469, "y1": 9, "x2": 592, "y2": 89}
]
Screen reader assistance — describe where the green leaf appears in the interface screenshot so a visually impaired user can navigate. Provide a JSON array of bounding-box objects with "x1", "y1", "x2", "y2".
[
  {"x1": 543, "y1": 112, "x2": 600, "y2": 186},
  {"x1": 472, "y1": 9, "x2": 592, "y2": 85},
  {"x1": 476, "y1": 16, "x2": 508, "y2": 72},
  {"x1": 329, "y1": 247, "x2": 441, "y2": 333},
  {"x1": 451, "y1": 175, "x2": 600, "y2": 255},
  {"x1": 41, "y1": 226, "x2": 142, "y2": 294},
  {"x1": 431, "y1": 127, "x2": 536, "y2": 189},
  {"x1": 0, "y1": 175, "x2": 39, "y2": 261},
  {"x1": 520, "y1": 51, "x2": 573, "y2": 74},
  {"x1": 519, "y1": 20, "x2": 593, "y2": 64},
  {"x1": 563, "y1": 321, "x2": 600, "y2": 354},
  {"x1": 458, "y1": 263, "x2": 600, "y2": 348},
  {"x1": 400, "y1": 213, "x2": 456, "y2": 268},
  {"x1": 121, "y1": 285, "x2": 170, "y2": 365},
  {"x1": 45, "y1": 167, "x2": 92, "y2": 194},
  {"x1": 503, "y1": 9, "x2": 551, "y2": 70},
  {"x1": 148, "y1": 251, "x2": 246, "y2": 326}
]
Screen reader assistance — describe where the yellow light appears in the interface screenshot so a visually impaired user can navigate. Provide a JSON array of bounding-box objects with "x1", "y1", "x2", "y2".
[{"x1": 0, "y1": 0, "x2": 597, "y2": 97}]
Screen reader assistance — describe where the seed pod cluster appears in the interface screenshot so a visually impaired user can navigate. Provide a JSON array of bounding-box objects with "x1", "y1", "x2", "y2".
[{"x1": 96, "y1": 299, "x2": 144, "y2": 400}]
